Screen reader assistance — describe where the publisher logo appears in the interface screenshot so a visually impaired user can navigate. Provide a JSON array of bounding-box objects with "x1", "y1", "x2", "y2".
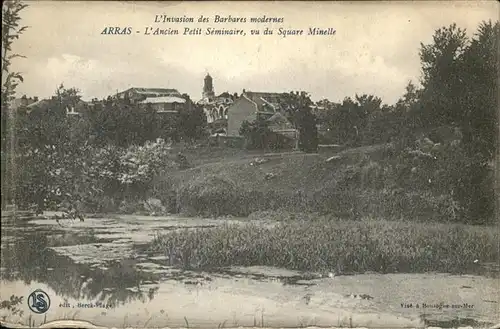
[{"x1": 28, "y1": 289, "x2": 50, "y2": 314}]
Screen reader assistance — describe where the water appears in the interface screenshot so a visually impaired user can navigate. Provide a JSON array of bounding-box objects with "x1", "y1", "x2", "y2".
[{"x1": 1, "y1": 214, "x2": 498, "y2": 328}]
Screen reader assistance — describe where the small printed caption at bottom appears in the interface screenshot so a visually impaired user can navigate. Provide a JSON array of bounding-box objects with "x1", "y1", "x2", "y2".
[
  {"x1": 59, "y1": 301, "x2": 114, "y2": 309},
  {"x1": 401, "y1": 303, "x2": 474, "y2": 310}
]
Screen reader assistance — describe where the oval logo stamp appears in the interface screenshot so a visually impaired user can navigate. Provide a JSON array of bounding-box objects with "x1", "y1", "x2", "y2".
[{"x1": 27, "y1": 289, "x2": 51, "y2": 314}]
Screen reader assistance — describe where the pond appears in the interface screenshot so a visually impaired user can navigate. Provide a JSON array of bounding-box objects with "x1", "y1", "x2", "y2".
[{"x1": 1, "y1": 214, "x2": 498, "y2": 328}]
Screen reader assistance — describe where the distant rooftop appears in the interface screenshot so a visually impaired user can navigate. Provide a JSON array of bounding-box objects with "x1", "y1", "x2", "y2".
[
  {"x1": 139, "y1": 96, "x2": 186, "y2": 104},
  {"x1": 117, "y1": 87, "x2": 181, "y2": 97},
  {"x1": 243, "y1": 91, "x2": 290, "y2": 112}
]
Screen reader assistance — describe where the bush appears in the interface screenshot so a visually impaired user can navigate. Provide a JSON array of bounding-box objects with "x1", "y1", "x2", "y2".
[
  {"x1": 14, "y1": 139, "x2": 178, "y2": 215},
  {"x1": 178, "y1": 175, "x2": 243, "y2": 217}
]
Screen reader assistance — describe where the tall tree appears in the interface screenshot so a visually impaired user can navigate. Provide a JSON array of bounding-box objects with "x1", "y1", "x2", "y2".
[
  {"x1": 418, "y1": 23, "x2": 468, "y2": 127},
  {"x1": 296, "y1": 106, "x2": 318, "y2": 152},
  {"x1": 239, "y1": 116, "x2": 272, "y2": 150},
  {"x1": 1, "y1": 0, "x2": 28, "y2": 208},
  {"x1": 454, "y1": 21, "x2": 499, "y2": 222},
  {"x1": 179, "y1": 95, "x2": 207, "y2": 142},
  {"x1": 1, "y1": 0, "x2": 28, "y2": 109},
  {"x1": 280, "y1": 91, "x2": 318, "y2": 152},
  {"x1": 413, "y1": 21, "x2": 499, "y2": 223}
]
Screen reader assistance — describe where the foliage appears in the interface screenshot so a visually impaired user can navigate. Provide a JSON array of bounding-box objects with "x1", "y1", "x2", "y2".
[
  {"x1": 5, "y1": 81, "x2": 207, "y2": 215},
  {"x1": 239, "y1": 116, "x2": 274, "y2": 150},
  {"x1": 118, "y1": 139, "x2": 177, "y2": 186},
  {"x1": 415, "y1": 20, "x2": 499, "y2": 222},
  {"x1": 316, "y1": 20, "x2": 498, "y2": 223},
  {"x1": 151, "y1": 218, "x2": 498, "y2": 274},
  {"x1": 296, "y1": 106, "x2": 318, "y2": 152},
  {"x1": 1, "y1": 0, "x2": 28, "y2": 208},
  {"x1": 177, "y1": 175, "x2": 245, "y2": 217},
  {"x1": 1, "y1": 0, "x2": 28, "y2": 109},
  {"x1": 84, "y1": 97, "x2": 158, "y2": 147},
  {"x1": 279, "y1": 91, "x2": 318, "y2": 152},
  {"x1": 0, "y1": 294, "x2": 24, "y2": 322},
  {"x1": 14, "y1": 136, "x2": 178, "y2": 215},
  {"x1": 178, "y1": 96, "x2": 208, "y2": 142},
  {"x1": 321, "y1": 94, "x2": 386, "y2": 146}
]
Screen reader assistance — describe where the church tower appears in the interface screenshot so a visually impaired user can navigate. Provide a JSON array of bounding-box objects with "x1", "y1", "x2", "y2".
[{"x1": 202, "y1": 73, "x2": 215, "y2": 99}]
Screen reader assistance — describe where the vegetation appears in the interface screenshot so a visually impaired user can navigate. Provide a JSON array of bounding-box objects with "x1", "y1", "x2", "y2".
[
  {"x1": 1, "y1": 0, "x2": 29, "y2": 209},
  {"x1": 3, "y1": 84, "x2": 207, "y2": 216},
  {"x1": 151, "y1": 217, "x2": 498, "y2": 274},
  {"x1": 316, "y1": 21, "x2": 498, "y2": 224},
  {"x1": 239, "y1": 116, "x2": 275, "y2": 150},
  {"x1": 1, "y1": 12, "x2": 497, "y2": 226},
  {"x1": 157, "y1": 143, "x2": 470, "y2": 222},
  {"x1": 0, "y1": 295, "x2": 24, "y2": 322}
]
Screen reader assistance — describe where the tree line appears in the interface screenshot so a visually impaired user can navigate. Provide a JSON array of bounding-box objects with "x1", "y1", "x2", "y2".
[{"x1": 239, "y1": 20, "x2": 498, "y2": 223}]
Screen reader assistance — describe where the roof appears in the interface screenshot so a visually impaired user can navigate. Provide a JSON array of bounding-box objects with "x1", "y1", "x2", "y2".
[
  {"x1": 243, "y1": 91, "x2": 289, "y2": 112},
  {"x1": 26, "y1": 99, "x2": 51, "y2": 109},
  {"x1": 267, "y1": 112, "x2": 295, "y2": 129},
  {"x1": 139, "y1": 96, "x2": 186, "y2": 104},
  {"x1": 117, "y1": 87, "x2": 181, "y2": 97},
  {"x1": 8, "y1": 97, "x2": 39, "y2": 111},
  {"x1": 217, "y1": 92, "x2": 233, "y2": 99}
]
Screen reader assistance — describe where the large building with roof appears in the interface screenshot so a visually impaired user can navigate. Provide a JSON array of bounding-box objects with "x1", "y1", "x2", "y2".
[
  {"x1": 226, "y1": 90, "x2": 299, "y2": 142},
  {"x1": 115, "y1": 87, "x2": 182, "y2": 103},
  {"x1": 114, "y1": 87, "x2": 191, "y2": 114}
]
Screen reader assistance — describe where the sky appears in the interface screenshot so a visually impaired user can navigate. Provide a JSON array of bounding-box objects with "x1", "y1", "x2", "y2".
[{"x1": 8, "y1": 0, "x2": 498, "y2": 104}]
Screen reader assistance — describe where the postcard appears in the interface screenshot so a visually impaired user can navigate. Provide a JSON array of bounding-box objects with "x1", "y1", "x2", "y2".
[{"x1": 1, "y1": 1, "x2": 499, "y2": 328}]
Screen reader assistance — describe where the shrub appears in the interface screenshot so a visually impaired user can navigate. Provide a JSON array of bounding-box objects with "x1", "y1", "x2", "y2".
[{"x1": 177, "y1": 175, "x2": 243, "y2": 217}]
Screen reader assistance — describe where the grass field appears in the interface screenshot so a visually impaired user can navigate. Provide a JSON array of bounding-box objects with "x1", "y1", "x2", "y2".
[{"x1": 150, "y1": 215, "x2": 499, "y2": 275}]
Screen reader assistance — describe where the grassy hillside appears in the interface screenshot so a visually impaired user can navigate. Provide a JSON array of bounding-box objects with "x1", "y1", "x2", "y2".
[{"x1": 151, "y1": 143, "x2": 456, "y2": 222}]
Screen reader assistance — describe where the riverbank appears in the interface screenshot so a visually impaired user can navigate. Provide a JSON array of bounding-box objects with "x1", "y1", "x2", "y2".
[
  {"x1": 150, "y1": 214, "x2": 499, "y2": 276},
  {"x1": 3, "y1": 271, "x2": 499, "y2": 329},
  {"x1": 1, "y1": 213, "x2": 498, "y2": 329}
]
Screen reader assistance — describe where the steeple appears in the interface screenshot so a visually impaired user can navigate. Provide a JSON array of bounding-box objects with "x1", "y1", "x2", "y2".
[{"x1": 203, "y1": 73, "x2": 215, "y2": 99}]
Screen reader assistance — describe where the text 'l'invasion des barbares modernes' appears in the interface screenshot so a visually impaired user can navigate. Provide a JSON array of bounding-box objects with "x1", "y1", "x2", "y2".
[{"x1": 100, "y1": 14, "x2": 336, "y2": 37}]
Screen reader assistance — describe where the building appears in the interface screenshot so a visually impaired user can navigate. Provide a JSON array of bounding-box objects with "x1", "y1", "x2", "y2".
[
  {"x1": 202, "y1": 73, "x2": 215, "y2": 100},
  {"x1": 138, "y1": 95, "x2": 187, "y2": 113},
  {"x1": 196, "y1": 74, "x2": 236, "y2": 128},
  {"x1": 24, "y1": 96, "x2": 87, "y2": 117},
  {"x1": 226, "y1": 90, "x2": 298, "y2": 139},
  {"x1": 114, "y1": 87, "x2": 182, "y2": 103},
  {"x1": 113, "y1": 87, "x2": 191, "y2": 118},
  {"x1": 9, "y1": 95, "x2": 39, "y2": 111}
]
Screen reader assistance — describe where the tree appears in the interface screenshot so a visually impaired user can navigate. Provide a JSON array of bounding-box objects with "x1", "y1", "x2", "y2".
[
  {"x1": 411, "y1": 21, "x2": 499, "y2": 223},
  {"x1": 458, "y1": 21, "x2": 498, "y2": 160},
  {"x1": 418, "y1": 23, "x2": 468, "y2": 127},
  {"x1": 1, "y1": 0, "x2": 28, "y2": 208},
  {"x1": 453, "y1": 21, "x2": 499, "y2": 222},
  {"x1": 280, "y1": 91, "x2": 318, "y2": 152},
  {"x1": 1, "y1": 0, "x2": 28, "y2": 109},
  {"x1": 296, "y1": 106, "x2": 318, "y2": 152},
  {"x1": 321, "y1": 94, "x2": 382, "y2": 146},
  {"x1": 239, "y1": 116, "x2": 273, "y2": 150},
  {"x1": 179, "y1": 102, "x2": 207, "y2": 143}
]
